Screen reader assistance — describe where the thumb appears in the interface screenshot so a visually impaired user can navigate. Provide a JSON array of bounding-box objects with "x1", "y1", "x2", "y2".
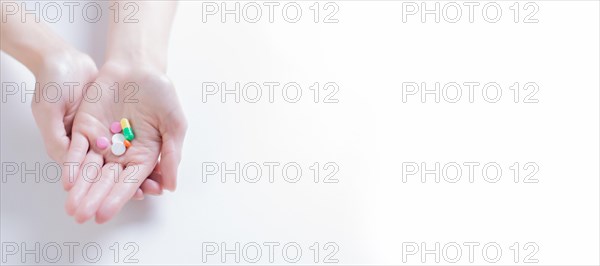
[
  {"x1": 159, "y1": 118, "x2": 187, "y2": 191},
  {"x1": 32, "y1": 108, "x2": 70, "y2": 162}
]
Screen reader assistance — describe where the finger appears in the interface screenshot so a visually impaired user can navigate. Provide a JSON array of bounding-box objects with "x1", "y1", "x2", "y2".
[
  {"x1": 159, "y1": 119, "x2": 187, "y2": 191},
  {"x1": 61, "y1": 132, "x2": 89, "y2": 191},
  {"x1": 151, "y1": 162, "x2": 162, "y2": 182},
  {"x1": 138, "y1": 165, "x2": 162, "y2": 195},
  {"x1": 132, "y1": 189, "x2": 144, "y2": 200},
  {"x1": 65, "y1": 152, "x2": 103, "y2": 216},
  {"x1": 73, "y1": 163, "x2": 121, "y2": 223},
  {"x1": 32, "y1": 109, "x2": 70, "y2": 162},
  {"x1": 96, "y1": 164, "x2": 152, "y2": 224},
  {"x1": 140, "y1": 176, "x2": 162, "y2": 195}
]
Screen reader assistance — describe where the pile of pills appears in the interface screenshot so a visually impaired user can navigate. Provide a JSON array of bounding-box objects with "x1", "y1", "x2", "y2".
[{"x1": 95, "y1": 118, "x2": 135, "y2": 156}]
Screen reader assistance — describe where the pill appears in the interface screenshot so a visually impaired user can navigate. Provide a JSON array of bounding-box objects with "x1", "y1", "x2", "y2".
[
  {"x1": 124, "y1": 140, "x2": 131, "y2": 148},
  {"x1": 120, "y1": 118, "x2": 131, "y2": 129},
  {"x1": 110, "y1": 122, "x2": 122, "y2": 133},
  {"x1": 112, "y1": 133, "x2": 126, "y2": 144},
  {"x1": 96, "y1": 137, "x2": 109, "y2": 150},
  {"x1": 111, "y1": 142, "x2": 126, "y2": 156},
  {"x1": 121, "y1": 118, "x2": 135, "y2": 141},
  {"x1": 123, "y1": 127, "x2": 134, "y2": 141}
]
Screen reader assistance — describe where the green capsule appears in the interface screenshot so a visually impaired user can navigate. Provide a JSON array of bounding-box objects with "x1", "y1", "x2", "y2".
[
  {"x1": 123, "y1": 127, "x2": 134, "y2": 141},
  {"x1": 121, "y1": 118, "x2": 134, "y2": 141}
]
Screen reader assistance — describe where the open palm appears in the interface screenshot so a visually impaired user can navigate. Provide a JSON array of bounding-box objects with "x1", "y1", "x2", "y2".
[{"x1": 62, "y1": 63, "x2": 187, "y2": 223}]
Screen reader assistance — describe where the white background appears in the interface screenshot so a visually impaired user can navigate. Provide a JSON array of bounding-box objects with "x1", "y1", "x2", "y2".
[{"x1": 1, "y1": 1, "x2": 599, "y2": 265}]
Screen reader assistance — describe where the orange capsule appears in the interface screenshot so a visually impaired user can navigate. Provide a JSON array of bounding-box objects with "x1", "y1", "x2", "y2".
[{"x1": 123, "y1": 140, "x2": 132, "y2": 148}]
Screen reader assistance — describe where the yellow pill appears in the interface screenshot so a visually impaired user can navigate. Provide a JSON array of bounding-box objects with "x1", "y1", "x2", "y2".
[
  {"x1": 121, "y1": 118, "x2": 135, "y2": 141},
  {"x1": 120, "y1": 118, "x2": 131, "y2": 130}
]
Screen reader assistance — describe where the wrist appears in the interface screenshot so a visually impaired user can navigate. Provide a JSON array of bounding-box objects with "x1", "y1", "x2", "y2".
[
  {"x1": 104, "y1": 32, "x2": 169, "y2": 73},
  {"x1": 103, "y1": 53, "x2": 167, "y2": 74},
  {"x1": 34, "y1": 47, "x2": 96, "y2": 79},
  {"x1": 35, "y1": 47, "x2": 79, "y2": 75},
  {"x1": 4, "y1": 35, "x2": 75, "y2": 77}
]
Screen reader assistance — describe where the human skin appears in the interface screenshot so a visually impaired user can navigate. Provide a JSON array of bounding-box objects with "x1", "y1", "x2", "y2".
[
  {"x1": 0, "y1": 13, "x2": 97, "y2": 163},
  {"x1": 0, "y1": 6, "x2": 167, "y2": 203},
  {"x1": 62, "y1": 1, "x2": 187, "y2": 223}
]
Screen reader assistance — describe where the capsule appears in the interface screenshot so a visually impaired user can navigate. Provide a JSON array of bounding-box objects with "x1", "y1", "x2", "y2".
[{"x1": 120, "y1": 118, "x2": 135, "y2": 141}]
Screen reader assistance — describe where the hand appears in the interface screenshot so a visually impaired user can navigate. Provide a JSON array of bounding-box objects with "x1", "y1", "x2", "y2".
[
  {"x1": 31, "y1": 50, "x2": 97, "y2": 163},
  {"x1": 62, "y1": 62, "x2": 187, "y2": 223},
  {"x1": 31, "y1": 51, "x2": 168, "y2": 198}
]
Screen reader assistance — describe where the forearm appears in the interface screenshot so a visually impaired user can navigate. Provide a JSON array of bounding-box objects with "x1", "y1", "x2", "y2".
[
  {"x1": 105, "y1": 1, "x2": 178, "y2": 72},
  {"x1": 0, "y1": 14, "x2": 73, "y2": 77}
]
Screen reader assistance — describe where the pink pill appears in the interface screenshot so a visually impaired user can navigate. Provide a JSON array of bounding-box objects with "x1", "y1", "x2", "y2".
[
  {"x1": 96, "y1": 137, "x2": 109, "y2": 150},
  {"x1": 110, "y1": 121, "x2": 122, "y2": 133}
]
